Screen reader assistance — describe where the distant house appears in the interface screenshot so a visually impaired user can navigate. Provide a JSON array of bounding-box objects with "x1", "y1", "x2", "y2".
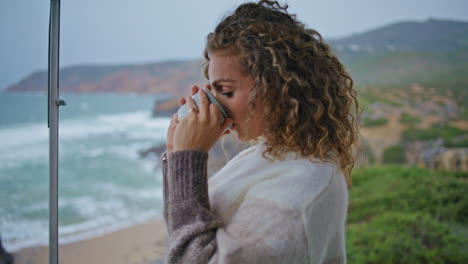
[
  {"x1": 406, "y1": 138, "x2": 468, "y2": 171},
  {"x1": 433, "y1": 148, "x2": 468, "y2": 171},
  {"x1": 406, "y1": 138, "x2": 445, "y2": 168}
]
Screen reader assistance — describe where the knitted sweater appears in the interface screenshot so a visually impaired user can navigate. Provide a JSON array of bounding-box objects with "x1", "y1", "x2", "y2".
[{"x1": 162, "y1": 143, "x2": 348, "y2": 264}]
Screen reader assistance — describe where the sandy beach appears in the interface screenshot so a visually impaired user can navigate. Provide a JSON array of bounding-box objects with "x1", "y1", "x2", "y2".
[{"x1": 12, "y1": 218, "x2": 168, "y2": 264}]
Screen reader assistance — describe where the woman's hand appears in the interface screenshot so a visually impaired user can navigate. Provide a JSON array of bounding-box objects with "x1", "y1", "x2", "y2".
[
  {"x1": 166, "y1": 85, "x2": 233, "y2": 152},
  {"x1": 166, "y1": 86, "x2": 198, "y2": 152}
]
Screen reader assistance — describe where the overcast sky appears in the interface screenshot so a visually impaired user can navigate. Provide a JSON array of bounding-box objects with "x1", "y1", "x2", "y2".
[{"x1": 1, "y1": 0, "x2": 467, "y2": 90}]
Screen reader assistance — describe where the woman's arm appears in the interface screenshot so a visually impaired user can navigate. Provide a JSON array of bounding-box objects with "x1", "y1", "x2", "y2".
[
  {"x1": 164, "y1": 150, "x2": 219, "y2": 263},
  {"x1": 162, "y1": 86, "x2": 231, "y2": 263}
]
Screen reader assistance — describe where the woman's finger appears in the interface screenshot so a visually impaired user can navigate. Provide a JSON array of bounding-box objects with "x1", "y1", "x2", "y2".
[
  {"x1": 178, "y1": 97, "x2": 186, "y2": 106},
  {"x1": 166, "y1": 113, "x2": 179, "y2": 152},
  {"x1": 186, "y1": 96, "x2": 199, "y2": 115},
  {"x1": 191, "y1": 85, "x2": 199, "y2": 96},
  {"x1": 171, "y1": 113, "x2": 179, "y2": 125},
  {"x1": 198, "y1": 89, "x2": 210, "y2": 120},
  {"x1": 204, "y1": 84, "x2": 213, "y2": 92}
]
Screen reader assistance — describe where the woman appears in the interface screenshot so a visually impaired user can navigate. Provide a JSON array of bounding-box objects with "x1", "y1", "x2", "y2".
[{"x1": 163, "y1": 1, "x2": 360, "y2": 263}]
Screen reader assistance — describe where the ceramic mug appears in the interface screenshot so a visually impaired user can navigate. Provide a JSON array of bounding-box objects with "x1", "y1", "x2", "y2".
[{"x1": 177, "y1": 87, "x2": 231, "y2": 127}]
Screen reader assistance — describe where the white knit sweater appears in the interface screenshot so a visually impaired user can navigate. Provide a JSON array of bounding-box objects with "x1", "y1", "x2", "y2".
[
  {"x1": 206, "y1": 143, "x2": 348, "y2": 263},
  {"x1": 163, "y1": 143, "x2": 348, "y2": 264}
]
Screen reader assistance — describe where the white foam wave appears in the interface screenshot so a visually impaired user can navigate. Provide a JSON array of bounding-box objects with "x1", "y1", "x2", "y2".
[
  {"x1": 59, "y1": 196, "x2": 126, "y2": 218},
  {"x1": 0, "y1": 123, "x2": 48, "y2": 150},
  {"x1": 1, "y1": 110, "x2": 168, "y2": 252},
  {"x1": 1, "y1": 219, "x2": 48, "y2": 252},
  {"x1": 23, "y1": 201, "x2": 48, "y2": 213},
  {"x1": 3, "y1": 189, "x2": 163, "y2": 252},
  {"x1": 0, "y1": 112, "x2": 170, "y2": 168},
  {"x1": 2, "y1": 212, "x2": 163, "y2": 253},
  {"x1": 0, "y1": 144, "x2": 48, "y2": 167},
  {"x1": 58, "y1": 212, "x2": 162, "y2": 246},
  {"x1": 91, "y1": 182, "x2": 162, "y2": 201},
  {"x1": 0, "y1": 112, "x2": 169, "y2": 150},
  {"x1": 59, "y1": 111, "x2": 169, "y2": 141},
  {"x1": 81, "y1": 148, "x2": 106, "y2": 158}
]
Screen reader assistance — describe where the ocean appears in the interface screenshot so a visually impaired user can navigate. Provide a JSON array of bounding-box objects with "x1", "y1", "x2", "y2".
[{"x1": 0, "y1": 92, "x2": 172, "y2": 252}]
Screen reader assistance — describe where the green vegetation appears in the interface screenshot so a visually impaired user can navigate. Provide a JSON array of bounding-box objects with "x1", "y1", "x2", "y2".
[
  {"x1": 357, "y1": 95, "x2": 371, "y2": 112},
  {"x1": 382, "y1": 144, "x2": 406, "y2": 164},
  {"x1": 363, "y1": 117, "x2": 388, "y2": 127},
  {"x1": 347, "y1": 166, "x2": 468, "y2": 263},
  {"x1": 446, "y1": 134, "x2": 468, "y2": 148},
  {"x1": 400, "y1": 112, "x2": 422, "y2": 126},
  {"x1": 361, "y1": 143, "x2": 376, "y2": 165},
  {"x1": 343, "y1": 48, "x2": 468, "y2": 106},
  {"x1": 401, "y1": 124, "x2": 467, "y2": 143},
  {"x1": 357, "y1": 88, "x2": 402, "y2": 107},
  {"x1": 347, "y1": 212, "x2": 466, "y2": 264}
]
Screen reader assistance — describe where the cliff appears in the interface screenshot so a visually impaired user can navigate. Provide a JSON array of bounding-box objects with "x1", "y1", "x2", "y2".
[{"x1": 6, "y1": 60, "x2": 206, "y2": 96}]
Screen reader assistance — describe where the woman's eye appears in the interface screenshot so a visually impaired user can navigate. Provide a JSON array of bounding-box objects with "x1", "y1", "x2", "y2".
[{"x1": 222, "y1": 92, "x2": 233, "y2": 98}]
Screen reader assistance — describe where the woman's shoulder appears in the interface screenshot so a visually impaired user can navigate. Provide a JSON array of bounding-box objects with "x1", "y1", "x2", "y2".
[
  {"x1": 225, "y1": 143, "x2": 341, "y2": 184},
  {"x1": 212, "y1": 143, "x2": 346, "y2": 210},
  {"x1": 244, "y1": 156, "x2": 345, "y2": 211}
]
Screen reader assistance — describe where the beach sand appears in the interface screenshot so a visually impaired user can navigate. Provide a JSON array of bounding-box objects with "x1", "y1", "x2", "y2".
[{"x1": 12, "y1": 218, "x2": 168, "y2": 264}]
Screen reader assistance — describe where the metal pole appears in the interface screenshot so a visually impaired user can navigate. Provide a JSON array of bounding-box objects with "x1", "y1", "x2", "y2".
[{"x1": 48, "y1": 1, "x2": 64, "y2": 264}]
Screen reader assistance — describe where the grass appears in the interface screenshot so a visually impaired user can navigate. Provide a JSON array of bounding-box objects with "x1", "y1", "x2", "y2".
[{"x1": 347, "y1": 166, "x2": 468, "y2": 263}]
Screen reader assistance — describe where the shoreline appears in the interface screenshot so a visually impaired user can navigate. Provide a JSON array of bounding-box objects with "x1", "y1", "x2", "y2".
[{"x1": 13, "y1": 217, "x2": 168, "y2": 264}]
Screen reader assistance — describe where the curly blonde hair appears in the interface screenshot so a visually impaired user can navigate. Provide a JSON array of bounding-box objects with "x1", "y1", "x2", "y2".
[{"x1": 203, "y1": 0, "x2": 360, "y2": 185}]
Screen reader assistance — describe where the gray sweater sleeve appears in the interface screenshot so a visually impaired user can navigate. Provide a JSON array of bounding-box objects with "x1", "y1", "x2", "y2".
[{"x1": 162, "y1": 150, "x2": 220, "y2": 264}]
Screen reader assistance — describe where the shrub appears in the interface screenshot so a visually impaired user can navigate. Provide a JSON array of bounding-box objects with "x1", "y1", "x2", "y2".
[
  {"x1": 400, "y1": 112, "x2": 422, "y2": 126},
  {"x1": 349, "y1": 166, "x2": 468, "y2": 223},
  {"x1": 360, "y1": 143, "x2": 376, "y2": 166},
  {"x1": 401, "y1": 125, "x2": 466, "y2": 143},
  {"x1": 347, "y1": 212, "x2": 468, "y2": 264},
  {"x1": 363, "y1": 117, "x2": 388, "y2": 127},
  {"x1": 446, "y1": 134, "x2": 468, "y2": 148},
  {"x1": 382, "y1": 144, "x2": 406, "y2": 164},
  {"x1": 347, "y1": 166, "x2": 468, "y2": 263}
]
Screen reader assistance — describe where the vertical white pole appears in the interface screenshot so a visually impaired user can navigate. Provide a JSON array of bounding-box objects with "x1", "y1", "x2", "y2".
[{"x1": 48, "y1": 0, "x2": 63, "y2": 264}]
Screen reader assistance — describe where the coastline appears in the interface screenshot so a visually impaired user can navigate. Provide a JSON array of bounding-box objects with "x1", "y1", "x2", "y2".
[
  {"x1": 5, "y1": 117, "x2": 249, "y2": 264},
  {"x1": 13, "y1": 217, "x2": 168, "y2": 264}
]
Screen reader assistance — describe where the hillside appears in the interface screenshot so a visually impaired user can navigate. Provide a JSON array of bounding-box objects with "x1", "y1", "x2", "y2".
[
  {"x1": 329, "y1": 19, "x2": 468, "y2": 100},
  {"x1": 330, "y1": 18, "x2": 468, "y2": 53},
  {"x1": 342, "y1": 47, "x2": 468, "y2": 98},
  {"x1": 6, "y1": 60, "x2": 205, "y2": 96},
  {"x1": 5, "y1": 19, "x2": 468, "y2": 97}
]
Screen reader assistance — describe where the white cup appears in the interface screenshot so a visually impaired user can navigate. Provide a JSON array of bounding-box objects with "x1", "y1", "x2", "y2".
[{"x1": 177, "y1": 87, "x2": 231, "y2": 126}]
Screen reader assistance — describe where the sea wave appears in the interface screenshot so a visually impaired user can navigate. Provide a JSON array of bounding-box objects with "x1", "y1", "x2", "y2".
[
  {"x1": 0, "y1": 111, "x2": 169, "y2": 149},
  {"x1": 1, "y1": 185, "x2": 163, "y2": 252},
  {"x1": 0, "y1": 110, "x2": 169, "y2": 252},
  {"x1": 0, "y1": 112, "x2": 170, "y2": 168}
]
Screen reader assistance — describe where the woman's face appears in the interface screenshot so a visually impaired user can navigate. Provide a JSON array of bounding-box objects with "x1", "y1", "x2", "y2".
[{"x1": 208, "y1": 50, "x2": 265, "y2": 142}]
